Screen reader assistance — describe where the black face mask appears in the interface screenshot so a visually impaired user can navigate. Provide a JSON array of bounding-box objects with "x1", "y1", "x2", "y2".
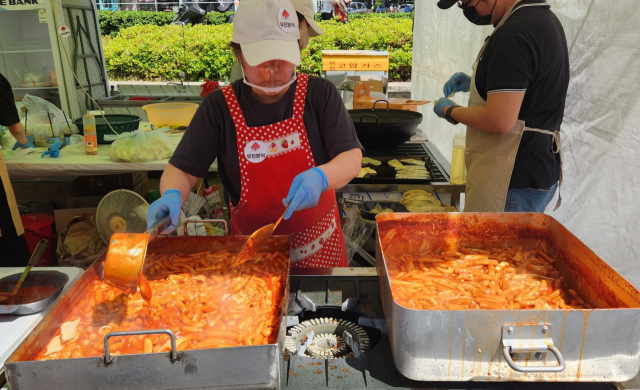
[{"x1": 459, "y1": 0, "x2": 497, "y2": 26}]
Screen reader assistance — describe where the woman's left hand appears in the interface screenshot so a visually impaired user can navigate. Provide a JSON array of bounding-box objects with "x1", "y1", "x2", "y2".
[{"x1": 282, "y1": 167, "x2": 328, "y2": 220}]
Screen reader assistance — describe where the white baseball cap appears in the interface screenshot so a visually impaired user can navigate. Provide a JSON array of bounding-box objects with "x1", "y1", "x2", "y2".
[
  {"x1": 233, "y1": 0, "x2": 301, "y2": 67},
  {"x1": 290, "y1": 0, "x2": 324, "y2": 37}
]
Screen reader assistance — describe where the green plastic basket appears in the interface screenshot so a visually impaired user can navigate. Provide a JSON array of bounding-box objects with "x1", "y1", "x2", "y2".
[{"x1": 73, "y1": 114, "x2": 142, "y2": 144}]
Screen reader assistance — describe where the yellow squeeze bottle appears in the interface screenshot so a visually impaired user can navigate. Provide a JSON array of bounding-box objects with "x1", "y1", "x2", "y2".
[
  {"x1": 83, "y1": 114, "x2": 98, "y2": 155},
  {"x1": 450, "y1": 133, "x2": 467, "y2": 185}
]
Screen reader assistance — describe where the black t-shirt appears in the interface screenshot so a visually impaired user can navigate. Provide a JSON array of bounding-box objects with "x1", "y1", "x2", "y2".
[
  {"x1": 0, "y1": 73, "x2": 20, "y2": 127},
  {"x1": 169, "y1": 76, "x2": 363, "y2": 206},
  {"x1": 474, "y1": 0, "x2": 569, "y2": 189}
]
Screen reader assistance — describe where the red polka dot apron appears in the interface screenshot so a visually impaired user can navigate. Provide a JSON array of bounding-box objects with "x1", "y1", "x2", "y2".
[{"x1": 221, "y1": 73, "x2": 348, "y2": 269}]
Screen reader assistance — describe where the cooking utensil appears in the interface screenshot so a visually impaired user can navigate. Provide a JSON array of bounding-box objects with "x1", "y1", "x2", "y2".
[
  {"x1": 236, "y1": 203, "x2": 291, "y2": 266},
  {"x1": 0, "y1": 239, "x2": 48, "y2": 305},
  {"x1": 5, "y1": 236, "x2": 291, "y2": 390},
  {"x1": 103, "y1": 215, "x2": 170, "y2": 293},
  {"x1": 348, "y1": 100, "x2": 422, "y2": 151},
  {"x1": 376, "y1": 212, "x2": 640, "y2": 382},
  {"x1": 0, "y1": 271, "x2": 69, "y2": 315}
]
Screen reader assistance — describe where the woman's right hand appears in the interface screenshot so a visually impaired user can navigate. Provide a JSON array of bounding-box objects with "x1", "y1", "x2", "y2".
[
  {"x1": 147, "y1": 189, "x2": 183, "y2": 234},
  {"x1": 444, "y1": 72, "x2": 471, "y2": 97}
]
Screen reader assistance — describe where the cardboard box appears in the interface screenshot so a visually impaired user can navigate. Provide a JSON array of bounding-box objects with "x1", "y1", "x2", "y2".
[
  {"x1": 353, "y1": 85, "x2": 430, "y2": 111},
  {"x1": 78, "y1": 172, "x2": 148, "y2": 197},
  {"x1": 66, "y1": 196, "x2": 103, "y2": 209},
  {"x1": 347, "y1": 75, "x2": 388, "y2": 95},
  {"x1": 78, "y1": 176, "x2": 109, "y2": 197},
  {"x1": 54, "y1": 207, "x2": 98, "y2": 236},
  {"x1": 11, "y1": 177, "x2": 79, "y2": 209}
]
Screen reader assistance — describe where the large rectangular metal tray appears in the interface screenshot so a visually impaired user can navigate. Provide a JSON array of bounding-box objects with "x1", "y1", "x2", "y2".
[
  {"x1": 5, "y1": 236, "x2": 291, "y2": 390},
  {"x1": 375, "y1": 213, "x2": 640, "y2": 382}
]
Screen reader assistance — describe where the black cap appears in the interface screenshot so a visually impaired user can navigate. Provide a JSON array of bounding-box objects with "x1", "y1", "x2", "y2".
[{"x1": 437, "y1": 0, "x2": 458, "y2": 9}]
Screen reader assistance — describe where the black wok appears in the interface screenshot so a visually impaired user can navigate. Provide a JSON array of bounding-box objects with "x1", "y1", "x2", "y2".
[
  {"x1": 349, "y1": 100, "x2": 423, "y2": 151},
  {"x1": 357, "y1": 201, "x2": 407, "y2": 221}
]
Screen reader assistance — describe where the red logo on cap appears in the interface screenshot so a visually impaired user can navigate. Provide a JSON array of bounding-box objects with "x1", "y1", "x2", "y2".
[
  {"x1": 250, "y1": 142, "x2": 261, "y2": 151},
  {"x1": 281, "y1": 9, "x2": 290, "y2": 19}
]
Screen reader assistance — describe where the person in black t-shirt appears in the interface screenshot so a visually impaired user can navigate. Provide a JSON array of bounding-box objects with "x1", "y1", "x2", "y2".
[
  {"x1": 0, "y1": 72, "x2": 35, "y2": 267},
  {"x1": 146, "y1": 0, "x2": 362, "y2": 268},
  {"x1": 433, "y1": 0, "x2": 569, "y2": 213}
]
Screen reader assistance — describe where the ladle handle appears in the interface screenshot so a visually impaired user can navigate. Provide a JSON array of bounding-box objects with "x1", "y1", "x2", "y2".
[
  {"x1": 11, "y1": 239, "x2": 48, "y2": 294},
  {"x1": 146, "y1": 215, "x2": 171, "y2": 240}
]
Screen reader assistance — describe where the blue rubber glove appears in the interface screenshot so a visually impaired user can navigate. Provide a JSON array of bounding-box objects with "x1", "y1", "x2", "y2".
[
  {"x1": 13, "y1": 140, "x2": 35, "y2": 150},
  {"x1": 147, "y1": 189, "x2": 182, "y2": 234},
  {"x1": 40, "y1": 141, "x2": 61, "y2": 158},
  {"x1": 282, "y1": 167, "x2": 328, "y2": 220},
  {"x1": 443, "y1": 72, "x2": 471, "y2": 97},
  {"x1": 433, "y1": 97, "x2": 457, "y2": 119}
]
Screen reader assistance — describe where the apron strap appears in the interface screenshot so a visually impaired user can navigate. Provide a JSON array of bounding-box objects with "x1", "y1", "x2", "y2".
[{"x1": 525, "y1": 127, "x2": 563, "y2": 210}]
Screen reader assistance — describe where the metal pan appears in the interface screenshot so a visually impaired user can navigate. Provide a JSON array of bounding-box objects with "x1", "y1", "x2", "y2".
[
  {"x1": 348, "y1": 100, "x2": 422, "y2": 151},
  {"x1": 357, "y1": 201, "x2": 407, "y2": 221},
  {"x1": 375, "y1": 212, "x2": 640, "y2": 382},
  {"x1": 0, "y1": 271, "x2": 69, "y2": 315}
]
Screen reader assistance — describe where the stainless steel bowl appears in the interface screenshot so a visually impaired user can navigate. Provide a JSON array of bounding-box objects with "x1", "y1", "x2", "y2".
[{"x1": 0, "y1": 271, "x2": 69, "y2": 315}]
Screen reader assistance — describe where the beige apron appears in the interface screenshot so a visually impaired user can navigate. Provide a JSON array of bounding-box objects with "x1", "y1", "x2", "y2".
[
  {"x1": 464, "y1": 0, "x2": 563, "y2": 212},
  {"x1": 0, "y1": 151, "x2": 24, "y2": 237}
]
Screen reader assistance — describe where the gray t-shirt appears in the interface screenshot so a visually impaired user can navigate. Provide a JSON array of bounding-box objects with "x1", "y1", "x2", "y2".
[{"x1": 169, "y1": 76, "x2": 362, "y2": 206}]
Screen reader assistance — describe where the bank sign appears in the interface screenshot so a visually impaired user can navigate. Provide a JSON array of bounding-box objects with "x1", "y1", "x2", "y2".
[{"x1": 0, "y1": 0, "x2": 45, "y2": 10}]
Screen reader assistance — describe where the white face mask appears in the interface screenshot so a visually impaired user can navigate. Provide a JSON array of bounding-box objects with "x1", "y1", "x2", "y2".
[{"x1": 241, "y1": 65, "x2": 297, "y2": 95}]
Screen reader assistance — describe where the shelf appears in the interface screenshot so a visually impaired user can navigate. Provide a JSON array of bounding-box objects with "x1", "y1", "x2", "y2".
[
  {"x1": 12, "y1": 87, "x2": 59, "y2": 90},
  {"x1": 0, "y1": 49, "x2": 52, "y2": 54}
]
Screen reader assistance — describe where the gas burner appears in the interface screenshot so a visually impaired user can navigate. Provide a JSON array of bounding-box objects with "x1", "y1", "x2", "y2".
[
  {"x1": 306, "y1": 333, "x2": 346, "y2": 359},
  {"x1": 285, "y1": 317, "x2": 370, "y2": 360}
]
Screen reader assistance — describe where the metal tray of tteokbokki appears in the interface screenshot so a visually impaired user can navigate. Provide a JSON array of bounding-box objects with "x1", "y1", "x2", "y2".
[
  {"x1": 375, "y1": 212, "x2": 640, "y2": 383},
  {"x1": 5, "y1": 235, "x2": 291, "y2": 390}
]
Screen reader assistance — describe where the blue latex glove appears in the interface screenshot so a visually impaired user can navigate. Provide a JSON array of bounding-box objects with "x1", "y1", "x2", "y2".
[
  {"x1": 147, "y1": 189, "x2": 182, "y2": 234},
  {"x1": 443, "y1": 72, "x2": 471, "y2": 97},
  {"x1": 282, "y1": 167, "x2": 328, "y2": 220},
  {"x1": 12, "y1": 140, "x2": 35, "y2": 150},
  {"x1": 40, "y1": 141, "x2": 61, "y2": 158},
  {"x1": 433, "y1": 97, "x2": 457, "y2": 119}
]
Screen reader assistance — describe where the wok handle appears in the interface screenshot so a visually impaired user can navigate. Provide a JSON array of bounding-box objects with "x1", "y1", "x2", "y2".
[
  {"x1": 502, "y1": 344, "x2": 565, "y2": 373},
  {"x1": 358, "y1": 114, "x2": 380, "y2": 124},
  {"x1": 372, "y1": 100, "x2": 390, "y2": 110},
  {"x1": 104, "y1": 329, "x2": 177, "y2": 364}
]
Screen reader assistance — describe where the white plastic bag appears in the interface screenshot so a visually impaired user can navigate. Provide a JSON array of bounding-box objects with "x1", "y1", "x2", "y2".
[
  {"x1": 60, "y1": 135, "x2": 85, "y2": 155},
  {"x1": 108, "y1": 130, "x2": 174, "y2": 162},
  {"x1": 21, "y1": 94, "x2": 70, "y2": 147}
]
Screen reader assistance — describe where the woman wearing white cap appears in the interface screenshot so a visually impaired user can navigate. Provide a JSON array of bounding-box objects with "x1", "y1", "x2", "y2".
[
  {"x1": 148, "y1": 0, "x2": 363, "y2": 269},
  {"x1": 228, "y1": 0, "x2": 324, "y2": 83}
]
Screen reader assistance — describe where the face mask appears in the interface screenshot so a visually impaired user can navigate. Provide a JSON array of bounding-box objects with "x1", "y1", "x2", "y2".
[
  {"x1": 460, "y1": 0, "x2": 497, "y2": 26},
  {"x1": 241, "y1": 65, "x2": 297, "y2": 95},
  {"x1": 298, "y1": 25, "x2": 310, "y2": 51}
]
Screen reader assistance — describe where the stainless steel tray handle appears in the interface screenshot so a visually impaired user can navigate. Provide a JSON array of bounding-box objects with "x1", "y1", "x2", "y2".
[
  {"x1": 104, "y1": 329, "x2": 177, "y2": 364},
  {"x1": 502, "y1": 344, "x2": 565, "y2": 373}
]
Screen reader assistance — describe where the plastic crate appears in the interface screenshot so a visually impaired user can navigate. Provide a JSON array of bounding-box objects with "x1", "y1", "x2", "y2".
[{"x1": 73, "y1": 114, "x2": 141, "y2": 144}]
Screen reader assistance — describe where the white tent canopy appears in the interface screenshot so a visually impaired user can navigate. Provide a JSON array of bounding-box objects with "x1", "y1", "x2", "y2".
[{"x1": 412, "y1": 0, "x2": 640, "y2": 293}]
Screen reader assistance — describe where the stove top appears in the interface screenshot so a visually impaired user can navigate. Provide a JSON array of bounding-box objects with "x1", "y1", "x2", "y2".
[
  {"x1": 282, "y1": 273, "x2": 618, "y2": 390},
  {"x1": 352, "y1": 142, "x2": 450, "y2": 185}
]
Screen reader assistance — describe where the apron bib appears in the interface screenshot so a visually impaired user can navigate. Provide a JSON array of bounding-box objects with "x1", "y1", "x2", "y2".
[
  {"x1": 0, "y1": 152, "x2": 23, "y2": 237},
  {"x1": 222, "y1": 74, "x2": 348, "y2": 268},
  {"x1": 464, "y1": 0, "x2": 563, "y2": 212}
]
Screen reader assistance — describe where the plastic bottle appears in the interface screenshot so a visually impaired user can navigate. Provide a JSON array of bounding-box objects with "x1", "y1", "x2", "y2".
[
  {"x1": 83, "y1": 114, "x2": 98, "y2": 155},
  {"x1": 450, "y1": 133, "x2": 467, "y2": 185}
]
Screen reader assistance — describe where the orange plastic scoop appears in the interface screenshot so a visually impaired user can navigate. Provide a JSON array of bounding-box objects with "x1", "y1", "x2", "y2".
[{"x1": 103, "y1": 215, "x2": 170, "y2": 301}]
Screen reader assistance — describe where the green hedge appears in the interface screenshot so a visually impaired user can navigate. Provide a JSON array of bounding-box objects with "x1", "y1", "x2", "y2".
[
  {"x1": 313, "y1": 11, "x2": 413, "y2": 22},
  {"x1": 103, "y1": 17, "x2": 412, "y2": 81},
  {"x1": 98, "y1": 10, "x2": 232, "y2": 37}
]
